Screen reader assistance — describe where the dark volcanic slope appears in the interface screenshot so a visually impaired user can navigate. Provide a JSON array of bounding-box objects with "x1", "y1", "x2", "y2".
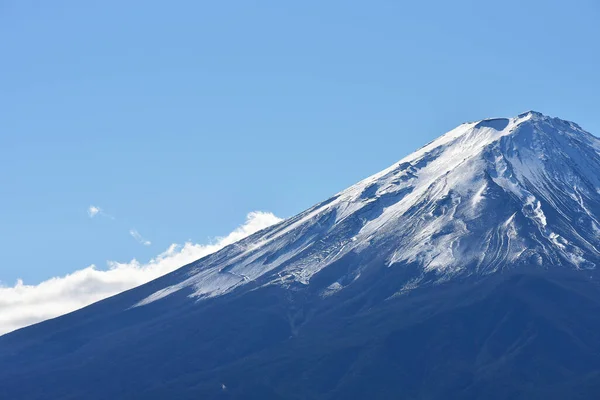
[
  {"x1": 2, "y1": 112, "x2": 600, "y2": 399},
  {"x1": 2, "y1": 269, "x2": 600, "y2": 399}
]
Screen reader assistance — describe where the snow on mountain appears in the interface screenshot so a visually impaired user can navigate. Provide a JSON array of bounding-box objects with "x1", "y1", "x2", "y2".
[{"x1": 137, "y1": 111, "x2": 600, "y2": 307}]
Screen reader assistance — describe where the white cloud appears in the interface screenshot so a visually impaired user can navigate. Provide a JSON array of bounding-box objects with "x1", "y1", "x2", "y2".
[
  {"x1": 129, "y1": 229, "x2": 151, "y2": 246},
  {"x1": 88, "y1": 205, "x2": 114, "y2": 220},
  {"x1": 0, "y1": 211, "x2": 282, "y2": 336},
  {"x1": 88, "y1": 205, "x2": 101, "y2": 218}
]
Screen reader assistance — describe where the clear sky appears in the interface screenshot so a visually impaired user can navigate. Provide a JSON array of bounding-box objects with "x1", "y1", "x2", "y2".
[{"x1": 2, "y1": 0, "x2": 600, "y2": 287}]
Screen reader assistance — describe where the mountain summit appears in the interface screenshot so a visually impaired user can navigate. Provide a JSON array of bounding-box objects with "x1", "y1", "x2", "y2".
[
  {"x1": 2, "y1": 112, "x2": 600, "y2": 399},
  {"x1": 137, "y1": 110, "x2": 600, "y2": 306}
]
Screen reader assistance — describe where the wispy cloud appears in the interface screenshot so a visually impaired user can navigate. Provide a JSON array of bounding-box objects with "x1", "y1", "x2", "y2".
[
  {"x1": 88, "y1": 205, "x2": 114, "y2": 220},
  {"x1": 88, "y1": 205, "x2": 101, "y2": 218},
  {"x1": 0, "y1": 211, "x2": 282, "y2": 336},
  {"x1": 129, "y1": 229, "x2": 151, "y2": 246}
]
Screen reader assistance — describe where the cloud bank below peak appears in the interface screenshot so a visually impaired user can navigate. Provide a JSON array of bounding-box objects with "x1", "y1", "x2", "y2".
[{"x1": 0, "y1": 211, "x2": 282, "y2": 336}]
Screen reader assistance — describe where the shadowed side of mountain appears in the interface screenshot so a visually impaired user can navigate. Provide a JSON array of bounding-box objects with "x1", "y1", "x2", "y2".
[{"x1": 2, "y1": 267, "x2": 600, "y2": 399}]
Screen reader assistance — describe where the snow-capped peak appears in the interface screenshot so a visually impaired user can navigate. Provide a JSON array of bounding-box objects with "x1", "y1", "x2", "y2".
[{"x1": 137, "y1": 112, "x2": 600, "y2": 306}]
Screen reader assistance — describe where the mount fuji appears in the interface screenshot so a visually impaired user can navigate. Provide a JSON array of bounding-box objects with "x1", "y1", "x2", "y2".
[{"x1": 2, "y1": 111, "x2": 600, "y2": 399}]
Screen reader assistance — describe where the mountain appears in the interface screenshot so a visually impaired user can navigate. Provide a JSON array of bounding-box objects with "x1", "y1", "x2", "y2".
[{"x1": 2, "y1": 111, "x2": 600, "y2": 399}]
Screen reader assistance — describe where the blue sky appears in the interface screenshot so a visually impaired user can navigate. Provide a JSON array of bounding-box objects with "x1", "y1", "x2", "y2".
[{"x1": 1, "y1": 0, "x2": 599, "y2": 289}]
